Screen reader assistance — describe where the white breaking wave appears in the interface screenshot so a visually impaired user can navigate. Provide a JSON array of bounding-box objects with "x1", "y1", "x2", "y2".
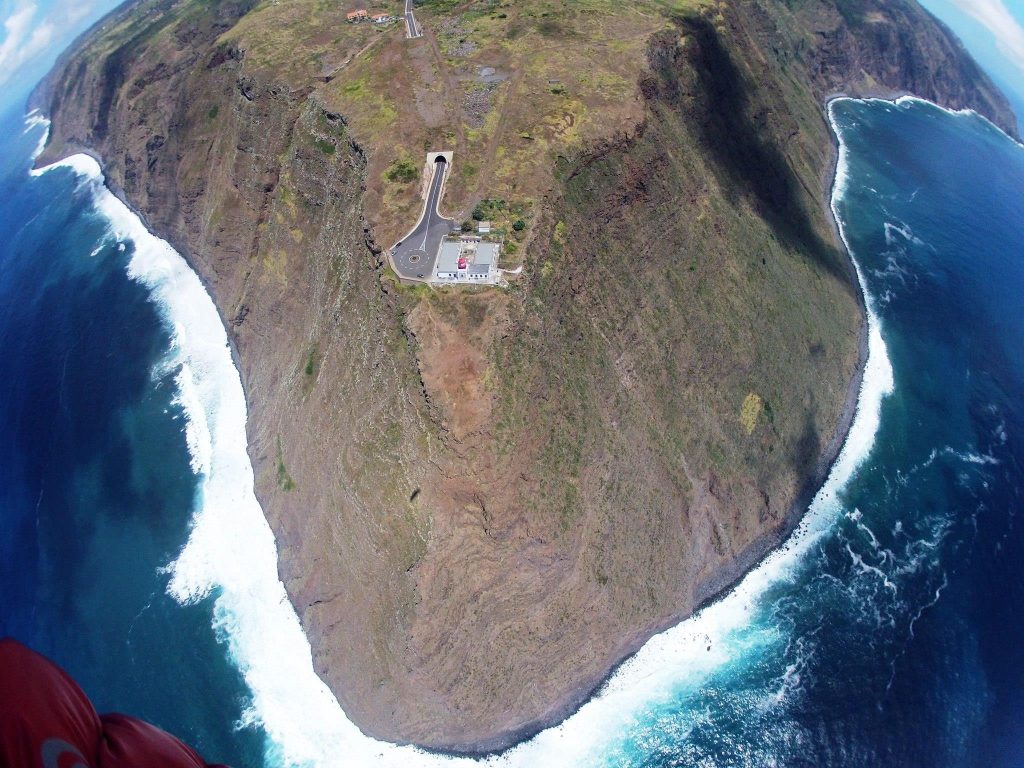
[
  {"x1": 883, "y1": 221, "x2": 925, "y2": 247},
  {"x1": 23, "y1": 109, "x2": 50, "y2": 163},
  {"x1": 29, "y1": 151, "x2": 96, "y2": 180},
  {"x1": 28, "y1": 95, "x2": 893, "y2": 766},
  {"x1": 863, "y1": 94, "x2": 1024, "y2": 151}
]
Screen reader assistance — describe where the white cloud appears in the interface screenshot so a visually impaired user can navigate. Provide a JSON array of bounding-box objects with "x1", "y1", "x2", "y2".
[
  {"x1": 0, "y1": 0, "x2": 95, "y2": 88},
  {"x1": 949, "y1": 0, "x2": 1024, "y2": 73},
  {"x1": 0, "y1": 1, "x2": 51, "y2": 87},
  {"x1": 53, "y1": 0, "x2": 96, "y2": 32},
  {"x1": 0, "y1": 3, "x2": 38, "y2": 67}
]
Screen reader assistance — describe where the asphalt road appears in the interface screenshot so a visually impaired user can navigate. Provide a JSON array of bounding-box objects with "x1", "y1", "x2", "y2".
[
  {"x1": 404, "y1": 0, "x2": 421, "y2": 38},
  {"x1": 391, "y1": 157, "x2": 455, "y2": 281}
]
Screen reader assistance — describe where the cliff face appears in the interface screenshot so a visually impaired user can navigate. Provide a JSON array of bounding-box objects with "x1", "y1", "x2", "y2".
[{"x1": 34, "y1": 0, "x2": 1016, "y2": 753}]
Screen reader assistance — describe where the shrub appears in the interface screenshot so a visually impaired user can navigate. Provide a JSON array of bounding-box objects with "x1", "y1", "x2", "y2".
[
  {"x1": 740, "y1": 393, "x2": 764, "y2": 435},
  {"x1": 386, "y1": 159, "x2": 418, "y2": 183}
]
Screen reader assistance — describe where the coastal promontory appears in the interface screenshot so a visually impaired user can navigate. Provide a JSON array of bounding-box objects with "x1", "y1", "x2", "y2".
[{"x1": 33, "y1": 0, "x2": 1016, "y2": 753}]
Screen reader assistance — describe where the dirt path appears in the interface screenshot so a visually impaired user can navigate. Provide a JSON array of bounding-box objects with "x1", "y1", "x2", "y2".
[
  {"x1": 424, "y1": 28, "x2": 466, "y2": 150},
  {"x1": 320, "y1": 32, "x2": 388, "y2": 83}
]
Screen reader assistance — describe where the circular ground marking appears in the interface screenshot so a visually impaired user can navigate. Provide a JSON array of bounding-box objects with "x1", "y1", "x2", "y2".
[{"x1": 409, "y1": 253, "x2": 421, "y2": 264}]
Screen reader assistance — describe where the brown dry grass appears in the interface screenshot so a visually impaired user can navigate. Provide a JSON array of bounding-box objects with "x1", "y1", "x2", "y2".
[
  {"x1": 316, "y1": 0, "x2": 711, "y2": 245},
  {"x1": 217, "y1": 0, "x2": 711, "y2": 249}
]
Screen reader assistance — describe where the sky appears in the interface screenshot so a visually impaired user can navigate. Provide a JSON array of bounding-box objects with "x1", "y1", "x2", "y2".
[
  {"x1": 918, "y1": 0, "x2": 1024, "y2": 130},
  {"x1": 0, "y1": 0, "x2": 123, "y2": 114}
]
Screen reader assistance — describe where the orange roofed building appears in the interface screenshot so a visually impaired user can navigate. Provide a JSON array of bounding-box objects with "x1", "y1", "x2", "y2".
[{"x1": 346, "y1": 9, "x2": 368, "y2": 21}]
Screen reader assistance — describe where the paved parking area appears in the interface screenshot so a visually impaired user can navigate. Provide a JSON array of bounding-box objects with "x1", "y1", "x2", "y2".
[{"x1": 390, "y1": 156, "x2": 456, "y2": 281}]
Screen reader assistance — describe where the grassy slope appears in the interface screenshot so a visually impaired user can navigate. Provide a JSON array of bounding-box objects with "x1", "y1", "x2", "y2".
[{"x1": 33, "y1": 0, "x2": 1016, "y2": 752}]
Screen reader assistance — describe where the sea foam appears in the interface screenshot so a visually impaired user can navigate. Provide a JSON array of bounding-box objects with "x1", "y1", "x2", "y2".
[
  {"x1": 23, "y1": 110, "x2": 50, "y2": 162},
  {"x1": 856, "y1": 94, "x2": 1024, "y2": 151},
  {"x1": 27, "y1": 95, "x2": 893, "y2": 765},
  {"x1": 490, "y1": 108, "x2": 899, "y2": 759}
]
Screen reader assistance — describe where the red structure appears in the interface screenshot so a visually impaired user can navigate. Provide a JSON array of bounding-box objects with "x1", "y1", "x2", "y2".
[{"x1": 0, "y1": 638, "x2": 227, "y2": 768}]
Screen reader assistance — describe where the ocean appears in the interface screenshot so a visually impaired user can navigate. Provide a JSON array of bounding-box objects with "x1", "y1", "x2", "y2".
[
  {"x1": 0, "y1": 106, "x2": 269, "y2": 765},
  {"x1": 0, "y1": 95, "x2": 1022, "y2": 768}
]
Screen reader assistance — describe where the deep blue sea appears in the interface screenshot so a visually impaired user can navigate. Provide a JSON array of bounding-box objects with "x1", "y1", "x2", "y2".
[
  {"x1": 0, "y1": 96, "x2": 1022, "y2": 768},
  {"x1": 0, "y1": 104, "x2": 271, "y2": 766}
]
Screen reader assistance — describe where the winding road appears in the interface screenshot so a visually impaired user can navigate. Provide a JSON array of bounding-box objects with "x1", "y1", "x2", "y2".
[{"x1": 390, "y1": 156, "x2": 455, "y2": 281}]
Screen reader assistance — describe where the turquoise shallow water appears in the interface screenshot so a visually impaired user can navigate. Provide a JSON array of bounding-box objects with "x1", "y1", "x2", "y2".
[{"x1": 1, "y1": 96, "x2": 1023, "y2": 768}]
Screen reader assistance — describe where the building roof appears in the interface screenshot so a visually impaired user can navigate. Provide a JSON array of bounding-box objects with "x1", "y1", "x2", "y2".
[
  {"x1": 346, "y1": 9, "x2": 367, "y2": 19},
  {"x1": 435, "y1": 240, "x2": 500, "y2": 276},
  {"x1": 436, "y1": 241, "x2": 463, "y2": 273},
  {"x1": 475, "y1": 242, "x2": 499, "y2": 267}
]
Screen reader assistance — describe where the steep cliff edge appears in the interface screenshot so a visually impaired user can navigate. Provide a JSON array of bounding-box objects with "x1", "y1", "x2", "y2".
[{"x1": 33, "y1": 0, "x2": 1016, "y2": 753}]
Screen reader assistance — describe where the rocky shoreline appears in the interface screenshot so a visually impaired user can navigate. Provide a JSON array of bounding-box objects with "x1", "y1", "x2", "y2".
[
  {"x1": 26, "y1": 96, "x2": 871, "y2": 758},
  {"x1": 29, "y1": 0, "x2": 1018, "y2": 753},
  {"x1": 427, "y1": 98, "x2": 874, "y2": 756}
]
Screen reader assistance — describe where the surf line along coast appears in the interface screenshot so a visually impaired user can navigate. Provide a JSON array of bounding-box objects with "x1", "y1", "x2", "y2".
[{"x1": 24, "y1": 87, "x2": 885, "y2": 764}]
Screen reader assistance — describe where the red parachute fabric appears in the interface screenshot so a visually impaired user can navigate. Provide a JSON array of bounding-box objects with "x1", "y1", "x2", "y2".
[{"x1": 0, "y1": 638, "x2": 228, "y2": 768}]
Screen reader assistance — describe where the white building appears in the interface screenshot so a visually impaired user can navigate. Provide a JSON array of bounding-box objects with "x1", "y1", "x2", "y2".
[{"x1": 434, "y1": 238, "x2": 500, "y2": 284}]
